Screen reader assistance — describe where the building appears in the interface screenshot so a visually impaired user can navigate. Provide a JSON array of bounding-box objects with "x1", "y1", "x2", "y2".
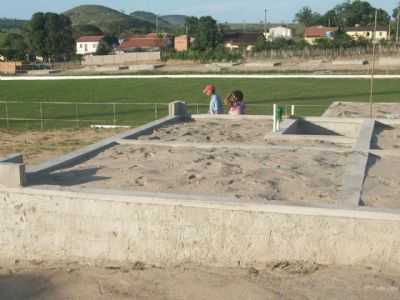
[
  {"x1": 223, "y1": 32, "x2": 262, "y2": 51},
  {"x1": 118, "y1": 33, "x2": 172, "y2": 53},
  {"x1": 264, "y1": 26, "x2": 293, "y2": 41},
  {"x1": 174, "y1": 35, "x2": 190, "y2": 52},
  {"x1": 76, "y1": 35, "x2": 104, "y2": 55},
  {"x1": 0, "y1": 55, "x2": 4, "y2": 62},
  {"x1": 345, "y1": 26, "x2": 388, "y2": 41},
  {"x1": 304, "y1": 26, "x2": 337, "y2": 44}
]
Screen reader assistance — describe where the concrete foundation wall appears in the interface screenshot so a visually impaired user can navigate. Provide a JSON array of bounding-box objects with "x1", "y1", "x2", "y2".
[
  {"x1": 82, "y1": 52, "x2": 161, "y2": 66},
  {"x1": 1, "y1": 188, "x2": 400, "y2": 269}
]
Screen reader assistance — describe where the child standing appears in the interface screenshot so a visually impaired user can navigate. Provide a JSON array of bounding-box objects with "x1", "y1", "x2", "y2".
[
  {"x1": 203, "y1": 84, "x2": 224, "y2": 115},
  {"x1": 225, "y1": 90, "x2": 246, "y2": 115}
]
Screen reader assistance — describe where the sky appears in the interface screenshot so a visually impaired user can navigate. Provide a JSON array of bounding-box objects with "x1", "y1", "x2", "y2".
[{"x1": 1, "y1": 0, "x2": 398, "y2": 22}]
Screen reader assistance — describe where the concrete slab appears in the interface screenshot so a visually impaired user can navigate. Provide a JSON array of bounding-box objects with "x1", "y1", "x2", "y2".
[
  {"x1": 0, "y1": 163, "x2": 26, "y2": 188},
  {"x1": 2, "y1": 187, "x2": 400, "y2": 269},
  {"x1": 337, "y1": 120, "x2": 375, "y2": 207}
]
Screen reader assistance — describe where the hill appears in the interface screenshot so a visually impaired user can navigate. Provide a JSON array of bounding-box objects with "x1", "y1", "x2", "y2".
[
  {"x1": 161, "y1": 15, "x2": 187, "y2": 26},
  {"x1": 64, "y1": 5, "x2": 154, "y2": 34},
  {"x1": 130, "y1": 11, "x2": 171, "y2": 30},
  {"x1": 0, "y1": 18, "x2": 27, "y2": 30}
]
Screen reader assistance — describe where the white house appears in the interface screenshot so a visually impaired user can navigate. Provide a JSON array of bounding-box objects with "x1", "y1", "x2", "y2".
[
  {"x1": 76, "y1": 35, "x2": 104, "y2": 55},
  {"x1": 264, "y1": 26, "x2": 293, "y2": 41},
  {"x1": 0, "y1": 55, "x2": 5, "y2": 62},
  {"x1": 345, "y1": 26, "x2": 388, "y2": 41}
]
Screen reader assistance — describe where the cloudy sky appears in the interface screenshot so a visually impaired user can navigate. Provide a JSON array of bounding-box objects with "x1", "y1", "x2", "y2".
[{"x1": 2, "y1": 0, "x2": 397, "y2": 22}]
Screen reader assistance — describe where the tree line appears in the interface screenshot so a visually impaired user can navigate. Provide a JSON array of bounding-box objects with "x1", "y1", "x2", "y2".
[{"x1": 0, "y1": 12, "x2": 75, "y2": 62}]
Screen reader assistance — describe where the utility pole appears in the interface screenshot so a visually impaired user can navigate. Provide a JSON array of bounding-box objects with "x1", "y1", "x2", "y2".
[
  {"x1": 264, "y1": 9, "x2": 268, "y2": 34},
  {"x1": 156, "y1": 14, "x2": 159, "y2": 34},
  {"x1": 397, "y1": 2, "x2": 400, "y2": 43},
  {"x1": 369, "y1": 9, "x2": 378, "y2": 119}
]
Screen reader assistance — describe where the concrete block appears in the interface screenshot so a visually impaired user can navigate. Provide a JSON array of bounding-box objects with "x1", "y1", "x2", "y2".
[
  {"x1": 332, "y1": 60, "x2": 368, "y2": 66},
  {"x1": 128, "y1": 64, "x2": 156, "y2": 72},
  {"x1": 379, "y1": 57, "x2": 400, "y2": 66},
  {"x1": 0, "y1": 163, "x2": 26, "y2": 188},
  {"x1": 169, "y1": 101, "x2": 187, "y2": 117}
]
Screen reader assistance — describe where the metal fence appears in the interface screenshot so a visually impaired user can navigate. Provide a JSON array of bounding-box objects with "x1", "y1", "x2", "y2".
[{"x1": 0, "y1": 101, "x2": 327, "y2": 130}]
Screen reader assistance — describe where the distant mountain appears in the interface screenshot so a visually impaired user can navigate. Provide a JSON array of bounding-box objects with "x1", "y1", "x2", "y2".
[
  {"x1": 130, "y1": 11, "x2": 171, "y2": 30},
  {"x1": 0, "y1": 18, "x2": 27, "y2": 30},
  {"x1": 64, "y1": 5, "x2": 154, "y2": 34},
  {"x1": 161, "y1": 15, "x2": 188, "y2": 27}
]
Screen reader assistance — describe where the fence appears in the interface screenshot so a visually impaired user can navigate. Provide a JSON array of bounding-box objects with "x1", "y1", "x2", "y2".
[
  {"x1": 249, "y1": 44, "x2": 400, "y2": 59},
  {"x1": 0, "y1": 101, "x2": 328, "y2": 130}
]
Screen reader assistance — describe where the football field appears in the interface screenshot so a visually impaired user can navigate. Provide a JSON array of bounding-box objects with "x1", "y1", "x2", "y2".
[{"x1": 1, "y1": 78, "x2": 399, "y2": 129}]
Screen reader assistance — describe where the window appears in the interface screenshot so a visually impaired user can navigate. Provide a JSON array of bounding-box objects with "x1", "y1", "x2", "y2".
[
  {"x1": 379, "y1": 32, "x2": 383, "y2": 36},
  {"x1": 80, "y1": 44, "x2": 83, "y2": 49},
  {"x1": 93, "y1": 44, "x2": 97, "y2": 48}
]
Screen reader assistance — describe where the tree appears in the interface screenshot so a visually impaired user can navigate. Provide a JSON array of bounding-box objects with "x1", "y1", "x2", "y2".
[
  {"x1": 254, "y1": 35, "x2": 266, "y2": 52},
  {"x1": 295, "y1": 7, "x2": 321, "y2": 26},
  {"x1": 192, "y1": 16, "x2": 219, "y2": 51},
  {"x1": 324, "y1": 1, "x2": 390, "y2": 27},
  {"x1": 28, "y1": 12, "x2": 74, "y2": 62},
  {"x1": 184, "y1": 17, "x2": 199, "y2": 35},
  {"x1": 73, "y1": 24, "x2": 103, "y2": 38},
  {"x1": 1, "y1": 33, "x2": 27, "y2": 60}
]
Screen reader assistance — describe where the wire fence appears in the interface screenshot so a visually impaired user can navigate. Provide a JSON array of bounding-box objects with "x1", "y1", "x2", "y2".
[{"x1": 0, "y1": 101, "x2": 327, "y2": 130}]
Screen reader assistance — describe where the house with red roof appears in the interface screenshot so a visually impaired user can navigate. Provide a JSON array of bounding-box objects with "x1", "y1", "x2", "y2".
[
  {"x1": 118, "y1": 33, "x2": 172, "y2": 53},
  {"x1": 76, "y1": 35, "x2": 104, "y2": 55},
  {"x1": 304, "y1": 26, "x2": 337, "y2": 44}
]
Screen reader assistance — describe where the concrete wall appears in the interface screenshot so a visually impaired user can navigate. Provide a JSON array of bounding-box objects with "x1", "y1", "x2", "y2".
[
  {"x1": 0, "y1": 62, "x2": 22, "y2": 75},
  {"x1": 82, "y1": 52, "x2": 161, "y2": 66},
  {"x1": 303, "y1": 118, "x2": 362, "y2": 138},
  {"x1": 1, "y1": 187, "x2": 400, "y2": 269}
]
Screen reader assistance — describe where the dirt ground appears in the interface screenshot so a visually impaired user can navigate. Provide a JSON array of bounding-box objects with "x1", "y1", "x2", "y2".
[
  {"x1": 362, "y1": 156, "x2": 400, "y2": 209},
  {"x1": 0, "y1": 128, "x2": 125, "y2": 165},
  {"x1": 323, "y1": 102, "x2": 400, "y2": 119},
  {"x1": 1, "y1": 262, "x2": 400, "y2": 300},
  {"x1": 33, "y1": 144, "x2": 347, "y2": 205},
  {"x1": 139, "y1": 118, "x2": 274, "y2": 144},
  {"x1": 139, "y1": 119, "x2": 351, "y2": 149},
  {"x1": 372, "y1": 123, "x2": 400, "y2": 149}
]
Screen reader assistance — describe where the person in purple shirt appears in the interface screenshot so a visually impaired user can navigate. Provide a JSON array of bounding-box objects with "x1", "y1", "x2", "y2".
[{"x1": 202, "y1": 84, "x2": 224, "y2": 114}]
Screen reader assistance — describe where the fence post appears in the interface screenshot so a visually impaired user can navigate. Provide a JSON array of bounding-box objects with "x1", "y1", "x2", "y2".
[
  {"x1": 75, "y1": 103, "x2": 80, "y2": 128},
  {"x1": 113, "y1": 103, "x2": 117, "y2": 126},
  {"x1": 196, "y1": 104, "x2": 199, "y2": 114},
  {"x1": 39, "y1": 102, "x2": 44, "y2": 130},
  {"x1": 5, "y1": 102, "x2": 9, "y2": 129},
  {"x1": 154, "y1": 103, "x2": 158, "y2": 120}
]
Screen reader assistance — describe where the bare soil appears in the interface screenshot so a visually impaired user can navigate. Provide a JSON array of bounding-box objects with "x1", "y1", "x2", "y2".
[
  {"x1": 1, "y1": 262, "x2": 400, "y2": 300},
  {"x1": 372, "y1": 123, "x2": 400, "y2": 150},
  {"x1": 362, "y1": 156, "x2": 400, "y2": 209},
  {"x1": 324, "y1": 102, "x2": 400, "y2": 119},
  {"x1": 0, "y1": 128, "x2": 125, "y2": 165},
  {"x1": 139, "y1": 119, "x2": 351, "y2": 149},
  {"x1": 33, "y1": 144, "x2": 347, "y2": 206}
]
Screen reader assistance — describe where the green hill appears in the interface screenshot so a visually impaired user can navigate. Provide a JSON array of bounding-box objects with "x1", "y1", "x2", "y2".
[
  {"x1": 64, "y1": 5, "x2": 154, "y2": 34},
  {"x1": 161, "y1": 15, "x2": 187, "y2": 27},
  {"x1": 130, "y1": 11, "x2": 172, "y2": 31},
  {"x1": 0, "y1": 18, "x2": 27, "y2": 30}
]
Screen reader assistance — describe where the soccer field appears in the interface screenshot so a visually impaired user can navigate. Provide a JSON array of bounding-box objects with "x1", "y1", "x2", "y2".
[{"x1": 1, "y1": 78, "x2": 400, "y2": 129}]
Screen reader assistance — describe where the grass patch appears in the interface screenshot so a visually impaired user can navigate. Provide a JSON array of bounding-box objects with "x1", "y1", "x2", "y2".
[{"x1": 0, "y1": 78, "x2": 399, "y2": 129}]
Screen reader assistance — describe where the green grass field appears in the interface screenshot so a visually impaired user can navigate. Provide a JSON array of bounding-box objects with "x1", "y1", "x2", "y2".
[{"x1": 1, "y1": 78, "x2": 399, "y2": 129}]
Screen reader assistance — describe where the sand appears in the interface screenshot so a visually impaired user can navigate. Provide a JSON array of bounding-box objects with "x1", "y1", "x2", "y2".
[
  {"x1": 362, "y1": 156, "x2": 400, "y2": 209},
  {"x1": 139, "y1": 119, "x2": 351, "y2": 149},
  {"x1": 0, "y1": 128, "x2": 125, "y2": 165},
  {"x1": 33, "y1": 144, "x2": 347, "y2": 206},
  {"x1": 324, "y1": 102, "x2": 400, "y2": 119},
  {"x1": 1, "y1": 262, "x2": 400, "y2": 300},
  {"x1": 138, "y1": 119, "x2": 274, "y2": 144}
]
